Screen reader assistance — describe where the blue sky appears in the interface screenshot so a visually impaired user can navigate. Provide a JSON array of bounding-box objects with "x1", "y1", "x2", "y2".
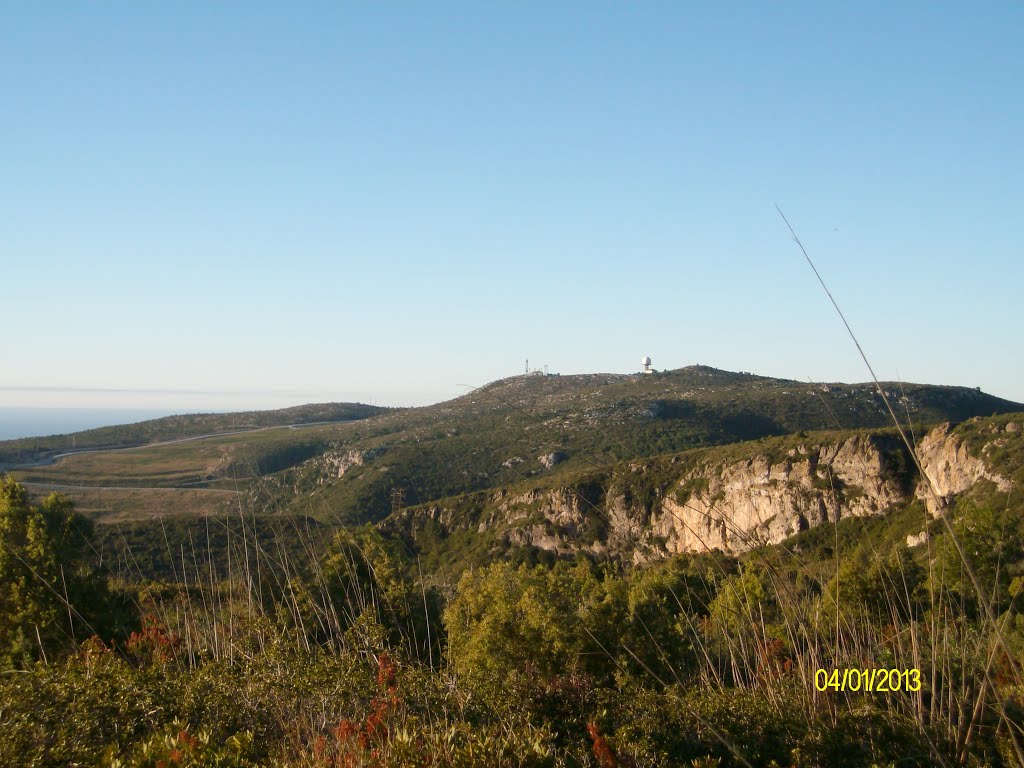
[{"x1": 3, "y1": 2, "x2": 1022, "y2": 409}]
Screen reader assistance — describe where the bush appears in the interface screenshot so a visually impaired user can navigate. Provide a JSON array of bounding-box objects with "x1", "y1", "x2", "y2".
[
  {"x1": 610, "y1": 684, "x2": 804, "y2": 767},
  {"x1": 105, "y1": 721, "x2": 258, "y2": 768},
  {"x1": 0, "y1": 643, "x2": 175, "y2": 768},
  {"x1": 0, "y1": 476, "x2": 131, "y2": 667},
  {"x1": 792, "y1": 708, "x2": 934, "y2": 768},
  {"x1": 445, "y1": 561, "x2": 604, "y2": 699}
]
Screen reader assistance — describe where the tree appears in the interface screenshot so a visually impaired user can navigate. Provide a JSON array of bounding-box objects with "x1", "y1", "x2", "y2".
[
  {"x1": 445, "y1": 561, "x2": 608, "y2": 695},
  {"x1": 612, "y1": 555, "x2": 713, "y2": 685},
  {"x1": 933, "y1": 502, "x2": 1023, "y2": 617},
  {"x1": 289, "y1": 526, "x2": 443, "y2": 662},
  {"x1": 708, "y1": 565, "x2": 775, "y2": 637},
  {"x1": 0, "y1": 475, "x2": 116, "y2": 666}
]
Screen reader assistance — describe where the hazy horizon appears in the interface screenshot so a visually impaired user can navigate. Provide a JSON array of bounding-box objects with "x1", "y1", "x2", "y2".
[
  {"x1": 0, "y1": 407, "x2": 185, "y2": 441},
  {"x1": 3, "y1": 357, "x2": 1023, "y2": 442}
]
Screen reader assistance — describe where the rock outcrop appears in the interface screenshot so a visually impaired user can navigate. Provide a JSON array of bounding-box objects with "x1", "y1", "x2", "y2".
[
  {"x1": 915, "y1": 422, "x2": 1011, "y2": 515},
  {"x1": 906, "y1": 531, "x2": 929, "y2": 548},
  {"x1": 388, "y1": 421, "x2": 1018, "y2": 560},
  {"x1": 538, "y1": 452, "x2": 568, "y2": 469},
  {"x1": 320, "y1": 448, "x2": 383, "y2": 481},
  {"x1": 648, "y1": 435, "x2": 910, "y2": 555}
]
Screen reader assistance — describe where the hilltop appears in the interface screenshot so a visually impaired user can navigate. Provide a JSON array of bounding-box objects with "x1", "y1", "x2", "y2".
[
  {"x1": 245, "y1": 365, "x2": 1021, "y2": 524},
  {"x1": 9, "y1": 366, "x2": 1021, "y2": 529}
]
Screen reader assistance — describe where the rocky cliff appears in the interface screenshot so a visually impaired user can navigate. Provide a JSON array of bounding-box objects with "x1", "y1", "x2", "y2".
[
  {"x1": 388, "y1": 418, "x2": 1020, "y2": 559},
  {"x1": 647, "y1": 433, "x2": 912, "y2": 555},
  {"x1": 915, "y1": 421, "x2": 1015, "y2": 514}
]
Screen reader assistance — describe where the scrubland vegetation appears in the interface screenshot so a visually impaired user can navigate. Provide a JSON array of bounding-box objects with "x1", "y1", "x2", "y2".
[
  {"x1": 4, "y1": 372, "x2": 1022, "y2": 766},
  {"x1": 3, "y1": 450, "x2": 1024, "y2": 767},
  {"x1": 0, "y1": 402, "x2": 386, "y2": 467},
  {"x1": 9, "y1": 368, "x2": 1018, "y2": 528}
]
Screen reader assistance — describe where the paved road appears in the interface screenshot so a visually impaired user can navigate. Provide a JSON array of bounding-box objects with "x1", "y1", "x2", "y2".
[
  {"x1": 21, "y1": 482, "x2": 241, "y2": 494},
  {"x1": 2, "y1": 419, "x2": 355, "y2": 472}
]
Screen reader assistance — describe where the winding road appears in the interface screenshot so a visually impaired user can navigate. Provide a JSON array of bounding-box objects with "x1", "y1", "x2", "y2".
[{"x1": 4, "y1": 419, "x2": 358, "y2": 493}]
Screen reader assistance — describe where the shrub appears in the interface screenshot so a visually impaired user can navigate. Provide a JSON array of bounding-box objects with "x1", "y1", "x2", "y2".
[
  {"x1": 0, "y1": 476, "x2": 129, "y2": 667},
  {"x1": 105, "y1": 721, "x2": 257, "y2": 768}
]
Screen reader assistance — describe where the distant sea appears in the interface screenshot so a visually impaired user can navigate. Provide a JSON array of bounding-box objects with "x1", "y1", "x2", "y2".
[{"x1": 0, "y1": 408, "x2": 183, "y2": 441}]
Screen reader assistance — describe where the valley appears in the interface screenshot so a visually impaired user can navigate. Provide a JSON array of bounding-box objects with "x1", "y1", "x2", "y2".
[{"x1": 4, "y1": 365, "x2": 1021, "y2": 579}]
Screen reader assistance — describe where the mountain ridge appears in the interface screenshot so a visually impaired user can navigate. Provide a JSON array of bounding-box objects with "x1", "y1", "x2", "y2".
[
  {"x1": 250, "y1": 365, "x2": 1023, "y2": 524},
  {"x1": 8, "y1": 366, "x2": 1022, "y2": 529},
  {"x1": 383, "y1": 414, "x2": 1022, "y2": 570}
]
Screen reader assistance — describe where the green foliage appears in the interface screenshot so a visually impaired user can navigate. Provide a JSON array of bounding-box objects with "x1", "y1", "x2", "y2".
[
  {"x1": 707, "y1": 565, "x2": 778, "y2": 637},
  {"x1": 610, "y1": 685, "x2": 805, "y2": 767},
  {"x1": 0, "y1": 476, "x2": 127, "y2": 667},
  {"x1": 792, "y1": 709, "x2": 933, "y2": 768},
  {"x1": 933, "y1": 502, "x2": 1024, "y2": 616},
  {"x1": 445, "y1": 554, "x2": 726, "y2": 697},
  {"x1": 445, "y1": 561, "x2": 603, "y2": 696},
  {"x1": 0, "y1": 643, "x2": 176, "y2": 768},
  {"x1": 612, "y1": 555, "x2": 718, "y2": 685},
  {"x1": 0, "y1": 533, "x2": 1014, "y2": 768},
  {"x1": 106, "y1": 721, "x2": 257, "y2": 768},
  {"x1": 290, "y1": 526, "x2": 444, "y2": 663},
  {"x1": 820, "y1": 547, "x2": 927, "y2": 625},
  {"x1": 306, "y1": 719, "x2": 563, "y2": 767}
]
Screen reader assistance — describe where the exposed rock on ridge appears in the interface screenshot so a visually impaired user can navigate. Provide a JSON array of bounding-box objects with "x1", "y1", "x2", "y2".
[
  {"x1": 388, "y1": 421, "x2": 1018, "y2": 559},
  {"x1": 915, "y1": 422, "x2": 1011, "y2": 515},
  {"x1": 649, "y1": 434, "x2": 911, "y2": 555}
]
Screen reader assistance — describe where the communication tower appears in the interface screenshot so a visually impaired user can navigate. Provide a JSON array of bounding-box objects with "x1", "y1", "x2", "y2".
[{"x1": 390, "y1": 487, "x2": 406, "y2": 514}]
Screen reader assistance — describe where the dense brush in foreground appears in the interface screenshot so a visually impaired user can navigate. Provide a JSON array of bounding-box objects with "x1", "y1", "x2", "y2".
[{"x1": 1, "y1": 475, "x2": 1024, "y2": 766}]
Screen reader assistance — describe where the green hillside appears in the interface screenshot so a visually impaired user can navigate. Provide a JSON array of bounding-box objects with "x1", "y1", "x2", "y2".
[
  {"x1": 3, "y1": 378, "x2": 1023, "y2": 767},
  {"x1": 0, "y1": 401, "x2": 388, "y2": 467},
  {"x1": 9, "y1": 367, "x2": 1021, "y2": 528},
  {"x1": 255, "y1": 366, "x2": 1023, "y2": 524}
]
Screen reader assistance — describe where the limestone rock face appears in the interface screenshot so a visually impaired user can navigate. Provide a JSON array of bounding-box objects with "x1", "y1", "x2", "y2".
[
  {"x1": 648, "y1": 435, "x2": 909, "y2": 555},
  {"x1": 495, "y1": 488, "x2": 594, "y2": 555},
  {"x1": 538, "y1": 451, "x2": 568, "y2": 469},
  {"x1": 916, "y1": 423, "x2": 1011, "y2": 515},
  {"x1": 385, "y1": 421, "x2": 1017, "y2": 560},
  {"x1": 322, "y1": 448, "x2": 382, "y2": 479},
  {"x1": 502, "y1": 488, "x2": 582, "y2": 524},
  {"x1": 906, "y1": 531, "x2": 929, "y2": 548}
]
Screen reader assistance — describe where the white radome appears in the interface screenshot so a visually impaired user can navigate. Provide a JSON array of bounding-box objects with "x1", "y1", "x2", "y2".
[{"x1": 641, "y1": 356, "x2": 652, "y2": 366}]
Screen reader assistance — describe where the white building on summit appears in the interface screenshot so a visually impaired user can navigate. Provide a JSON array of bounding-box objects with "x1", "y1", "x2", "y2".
[{"x1": 641, "y1": 355, "x2": 653, "y2": 374}]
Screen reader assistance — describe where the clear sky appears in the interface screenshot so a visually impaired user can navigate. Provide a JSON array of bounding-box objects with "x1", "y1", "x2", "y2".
[{"x1": 3, "y1": 2, "x2": 1023, "y2": 410}]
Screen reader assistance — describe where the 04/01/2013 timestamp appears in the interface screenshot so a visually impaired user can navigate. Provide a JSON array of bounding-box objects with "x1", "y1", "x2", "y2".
[{"x1": 815, "y1": 668, "x2": 922, "y2": 693}]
